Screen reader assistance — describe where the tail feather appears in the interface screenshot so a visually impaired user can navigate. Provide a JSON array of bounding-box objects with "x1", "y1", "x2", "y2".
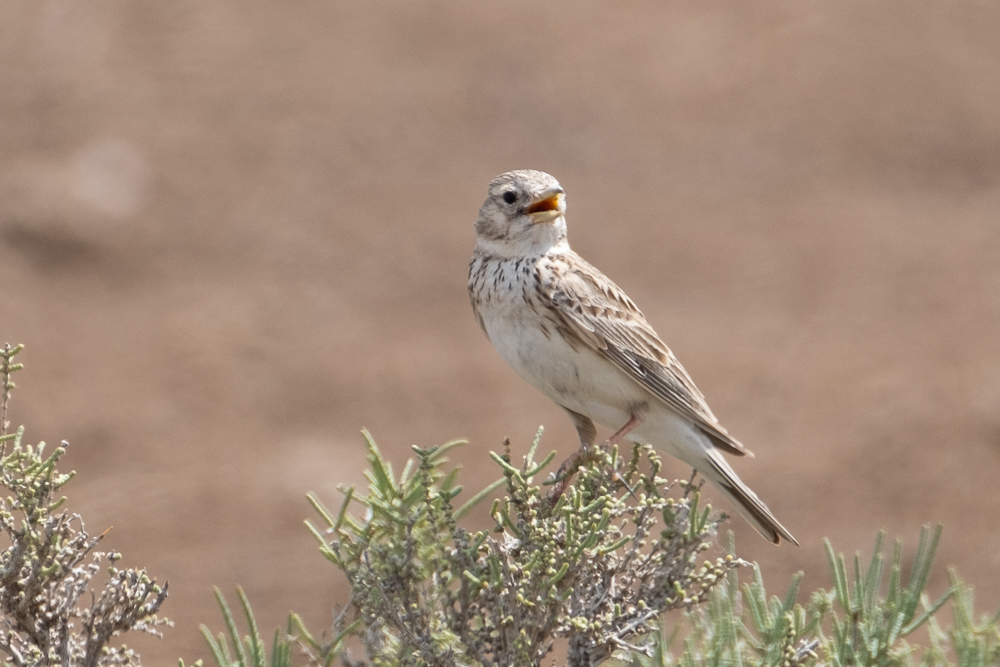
[{"x1": 700, "y1": 450, "x2": 798, "y2": 546}]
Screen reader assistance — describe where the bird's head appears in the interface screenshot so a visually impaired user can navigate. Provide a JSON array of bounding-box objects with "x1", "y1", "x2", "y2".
[{"x1": 474, "y1": 170, "x2": 568, "y2": 257}]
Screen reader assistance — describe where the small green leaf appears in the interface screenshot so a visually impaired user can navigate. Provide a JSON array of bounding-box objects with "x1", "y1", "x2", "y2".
[{"x1": 455, "y1": 476, "x2": 506, "y2": 520}]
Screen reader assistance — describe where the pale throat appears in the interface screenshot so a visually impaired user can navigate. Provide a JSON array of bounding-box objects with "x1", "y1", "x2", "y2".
[{"x1": 475, "y1": 218, "x2": 570, "y2": 259}]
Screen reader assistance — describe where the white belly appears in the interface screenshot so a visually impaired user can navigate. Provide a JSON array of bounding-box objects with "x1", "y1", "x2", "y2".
[
  {"x1": 479, "y1": 288, "x2": 646, "y2": 430},
  {"x1": 484, "y1": 304, "x2": 713, "y2": 469}
]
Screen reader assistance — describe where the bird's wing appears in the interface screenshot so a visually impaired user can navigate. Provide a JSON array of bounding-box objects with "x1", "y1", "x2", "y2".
[{"x1": 538, "y1": 252, "x2": 752, "y2": 457}]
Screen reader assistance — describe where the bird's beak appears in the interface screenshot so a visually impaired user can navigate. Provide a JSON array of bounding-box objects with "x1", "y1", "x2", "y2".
[{"x1": 524, "y1": 189, "x2": 565, "y2": 223}]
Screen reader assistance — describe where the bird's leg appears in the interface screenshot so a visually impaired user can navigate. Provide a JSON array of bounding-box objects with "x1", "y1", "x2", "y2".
[
  {"x1": 566, "y1": 410, "x2": 597, "y2": 453},
  {"x1": 603, "y1": 410, "x2": 646, "y2": 448},
  {"x1": 601, "y1": 410, "x2": 646, "y2": 500},
  {"x1": 549, "y1": 410, "x2": 647, "y2": 502},
  {"x1": 548, "y1": 410, "x2": 597, "y2": 500}
]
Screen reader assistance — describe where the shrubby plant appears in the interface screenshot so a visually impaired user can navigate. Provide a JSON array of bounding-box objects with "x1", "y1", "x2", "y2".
[
  {"x1": 190, "y1": 588, "x2": 296, "y2": 667},
  {"x1": 622, "y1": 526, "x2": 991, "y2": 667},
  {"x1": 196, "y1": 427, "x2": 1000, "y2": 667},
  {"x1": 3, "y1": 342, "x2": 996, "y2": 667},
  {"x1": 0, "y1": 344, "x2": 169, "y2": 666},
  {"x1": 303, "y1": 429, "x2": 738, "y2": 666}
]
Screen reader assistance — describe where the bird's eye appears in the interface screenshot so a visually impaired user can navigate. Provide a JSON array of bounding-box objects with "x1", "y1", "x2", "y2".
[{"x1": 502, "y1": 191, "x2": 517, "y2": 205}]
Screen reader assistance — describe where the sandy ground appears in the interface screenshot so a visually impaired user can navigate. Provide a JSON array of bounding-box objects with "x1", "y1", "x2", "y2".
[{"x1": 2, "y1": 1, "x2": 1000, "y2": 663}]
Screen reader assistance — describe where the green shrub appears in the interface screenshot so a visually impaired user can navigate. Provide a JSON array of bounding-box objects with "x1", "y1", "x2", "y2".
[
  {"x1": 4, "y1": 342, "x2": 995, "y2": 667},
  {"x1": 0, "y1": 344, "x2": 169, "y2": 666},
  {"x1": 196, "y1": 427, "x2": 1000, "y2": 667}
]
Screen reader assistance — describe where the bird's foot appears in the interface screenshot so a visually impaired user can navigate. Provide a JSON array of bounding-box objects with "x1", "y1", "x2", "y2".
[
  {"x1": 593, "y1": 439, "x2": 639, "y2": 500},
  {"x1": 546, "y1": 444, "x2": 600, "y2": 502},
  {"x1": 612, "y1": 469, "x2": 639, "y2": 500},
  {"x1": 548, "y1": 441, "x2": 639, "y2": 502}
]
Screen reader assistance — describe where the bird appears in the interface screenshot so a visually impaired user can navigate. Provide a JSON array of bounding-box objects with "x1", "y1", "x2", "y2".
[{"x1": 468, "y1": 169, "x2": 797, "y2": 545}]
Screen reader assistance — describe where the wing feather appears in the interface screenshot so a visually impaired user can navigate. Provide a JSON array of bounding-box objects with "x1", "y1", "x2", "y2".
[{"x1": 539, "y1": 252, "x2": 752, "y2": 457}]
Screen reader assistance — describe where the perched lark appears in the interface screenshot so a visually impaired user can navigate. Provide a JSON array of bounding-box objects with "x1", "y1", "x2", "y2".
[{"x1": 468, "y1": 169, "x2": 797, "y2": 545}]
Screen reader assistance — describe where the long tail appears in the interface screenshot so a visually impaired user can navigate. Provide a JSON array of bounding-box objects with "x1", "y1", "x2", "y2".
[{"x1": 698, "y1": 448, "x2": 798, "y2": 546}]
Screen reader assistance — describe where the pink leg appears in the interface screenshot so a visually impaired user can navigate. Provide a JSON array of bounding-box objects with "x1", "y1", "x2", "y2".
[
  {"x1": 605, "y1": 412, "x2": 645, "y2": 499},
  {"x1": 605, "y1": 411, "x2": 646, "y2": 447},
  {"x1": 549, "y1": 411, "x2": 646, "y2": 502}
]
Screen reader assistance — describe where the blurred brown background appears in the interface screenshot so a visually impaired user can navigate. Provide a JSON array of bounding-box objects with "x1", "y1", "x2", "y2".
[{"x1": 2, "y1": 0, "x2": 1000, "y2": 663}]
